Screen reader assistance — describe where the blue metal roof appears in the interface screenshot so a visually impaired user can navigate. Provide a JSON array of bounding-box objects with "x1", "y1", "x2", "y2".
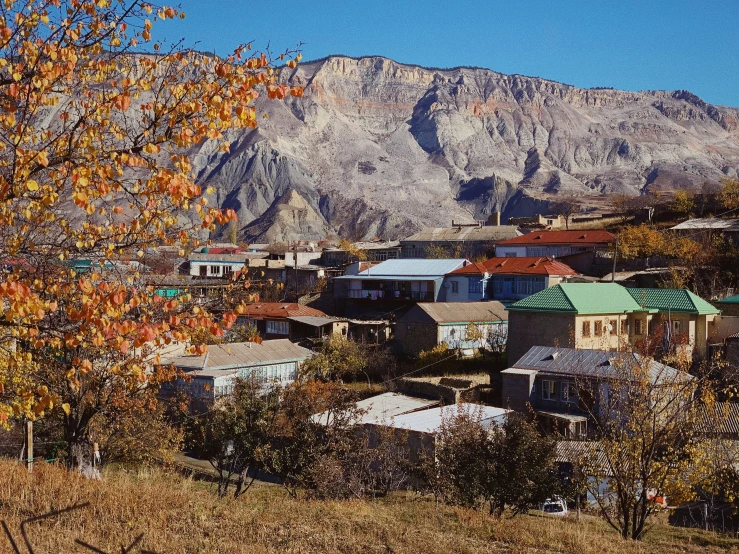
[{"x1": 336, "y1": 258, "x2": 467, "y2": 278}]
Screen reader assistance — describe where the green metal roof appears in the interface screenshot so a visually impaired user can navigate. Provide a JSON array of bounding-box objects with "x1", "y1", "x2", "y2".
[
  {"x1": 508, "y1": 283, "x2": 642, "y2": 314},
  {"x1": 717, "y1": 294, "x2": 739, "y2": 305},
  {"x1": 625, "y1": 288, "x2": 720, "y2": 315},
  {"x1": 508, "y1": 283, "x2": 720, "y2": 315}
]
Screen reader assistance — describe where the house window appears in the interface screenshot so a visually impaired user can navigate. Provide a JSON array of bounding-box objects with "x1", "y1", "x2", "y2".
[
  {"x1": 634, "y1": 319, "x2": 644, "y2": 336},
  {"x1": 451, "y1": 281, "x2": 459, "y2": 294},
  {"x1": 542, "y1": 380, "x2": 556, "y2": 401},
  {"x1": 609, "y1": 319, "x2": 617, "y2": 335},
  {"x1": 673, "y1": 320, "x2": 681, "y2": 333},
  {"x1": 208, "y1": 265, "x2": 220, "y2": 276},
  {"x1": 469, "y1": 278, "x2": 482, "y2": 294},
  {"x1": 582, "y1": 321, "x2": 591, "y2": 337},
  {"x1": 622, "y1": 320, "x2": 630, "y2": 335},
  {"x1": 594, "y1": 321, "x2": 603, "y2": 337},
  {"x1": 561, "y1": 382, "x2": 576, "y2": 403},
  {"x1": 266, "y1": 320, "x2": 289, "y2": 335}
]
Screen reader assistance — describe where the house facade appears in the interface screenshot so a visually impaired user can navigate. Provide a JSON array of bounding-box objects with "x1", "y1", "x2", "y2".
[
  {"x1": 444, "y1": 257, "x2": 577, "y2": 303},
  {"x1": 395, "y1": 302, "x2": 508, "y2": 356},
  {"x1": 333, "y1": 258, "x2": 469, "y2": 318},
  {"x1": 321, "y1": 241, "x2": 401, "y2": 267},
  {"x1": 501, "y1": 346, "x2": 689, "y2": 438},
  {"x1": 506, "y1": 283, "x2": 720, "y2": 363}
]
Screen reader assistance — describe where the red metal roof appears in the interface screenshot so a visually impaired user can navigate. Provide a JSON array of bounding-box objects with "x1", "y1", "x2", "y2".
[
  {"x1": 449, "y1": 257, "x2": 578, "y2": 276},
  {"x1": 495, "y1": 230, "x2": 616, "y2": 246},
  {"x1": 239, "y1": 303, "x2": 327, "y2": 320}
]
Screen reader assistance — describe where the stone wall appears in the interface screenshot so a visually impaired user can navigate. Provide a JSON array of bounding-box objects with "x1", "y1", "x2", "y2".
[{"x1": 507, "y1": 311, "x2": 576, "y2": 363}]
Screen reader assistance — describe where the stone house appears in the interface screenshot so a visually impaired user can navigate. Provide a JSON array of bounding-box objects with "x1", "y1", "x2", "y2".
[
  {"x1": 501, "y1": 346, "x2": 689, "y2": 438},
  {"x1": 400, "y1": 224, "x2": 519, "y2": 259},
  {"x1": 506, "y1": 283, "x2": 720, "y2": 363},
  {"x1": 395, "y1": 302, "x2": 508, "y2": 356}
]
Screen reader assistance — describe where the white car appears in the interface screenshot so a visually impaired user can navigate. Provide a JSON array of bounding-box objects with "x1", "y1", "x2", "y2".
[{"x1": 541, "y1": 497, "x2": 569, "y2": 517}]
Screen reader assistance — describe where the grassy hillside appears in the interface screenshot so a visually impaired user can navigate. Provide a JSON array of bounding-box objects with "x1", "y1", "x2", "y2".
[{"x1": 0, "y1": 460, "x2": 738, "y2": 554}]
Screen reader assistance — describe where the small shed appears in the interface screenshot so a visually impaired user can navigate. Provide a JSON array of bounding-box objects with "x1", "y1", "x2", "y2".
[{"x1": 287, "y1": 315, "x2": 349, "y2": 343}]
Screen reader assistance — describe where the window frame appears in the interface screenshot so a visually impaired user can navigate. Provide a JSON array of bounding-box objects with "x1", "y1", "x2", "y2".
[
  {"x1": 582, "y1": 320, "x2": 591, "y2": 338},
  {"x1": 594, "y1": 320, "x2": 603, "y2": 337},
  {"x1": 561, "y1": 381, "x2": 577, "y2": 403},
  {"x1": 451, "y1": 280, "x2": 459, "y2": 294},
  {"x1": 541, "y1": 379, "x2": 556, "y2": 401}
]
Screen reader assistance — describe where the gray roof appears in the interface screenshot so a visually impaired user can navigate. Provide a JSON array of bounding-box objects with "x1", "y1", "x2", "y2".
[
  {"x1": 402, "y1": 226, "x2": 519, "y2": 243},
  {"x1": 507, "y1": 346, "x2": 691, "y2": 384},
  {"x1": 336, "y1": 258, "x2": 467, "y2": 279},
  {"x1": 169, "y1": 339, "x2": 313, "y2": 377},
  {"x1": 671, "y1": 218, "x2": 739, "y2": 231},
  {"x1": 402, "y1": 302, "x2": 508, "y2": 324},
  {"x1": 287, "y1": 315, "x2": 346, "y2": 327},
  {"x1": 555, "y1": 441, "x2": 609, "y2": 473}
]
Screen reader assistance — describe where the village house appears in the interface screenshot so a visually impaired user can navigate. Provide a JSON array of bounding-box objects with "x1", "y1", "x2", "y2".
[
  {"x1": 395, "y1": 302, "x2": 508, "y2": 356},
  {"x1": 506, "y1": 283, "x2": 720, "y2": 363},
  {"x1": 166, "y1": 339, "x2": 314, "y2": 409},
  {"x1": 286, "y1": 315, "x2": 349, "y2": 345},
  {"x1": 494, "y1": 230, "x2": 615, "y2": 275},
  {"x1": 332, "y1": 258, "x2": 469, "y2": 318},
  {"x1": 716, "y1": 293, "x2": 739, "y2": 316},
  {"x1": 237, "y1": 303, "x2": 331, "y2": 340},
  {"x1": 188, "y1": 246, "x2": 267, "y2": 278},
  {"x1": 444, "y1": 257, "x2": 577, "y2": 303},
  {"x1": 671, "y1": 218, "x2": 739, "y2": 243},
  {"x1": 400, "y1": 222, "x2": 519, "y2": 259},
  {"x1": 501, "y1": 346, "x2": 689, "y2": 438}
]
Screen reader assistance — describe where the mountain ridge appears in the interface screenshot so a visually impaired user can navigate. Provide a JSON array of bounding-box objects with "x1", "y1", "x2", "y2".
[{"x1": 188, "y1": 55, "x2": 739, "y2": 242}]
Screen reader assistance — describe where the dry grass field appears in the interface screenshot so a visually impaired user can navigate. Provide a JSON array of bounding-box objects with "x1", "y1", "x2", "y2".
[{"x1": 1, "y1": 460, "x2": 738, "y2": 554}]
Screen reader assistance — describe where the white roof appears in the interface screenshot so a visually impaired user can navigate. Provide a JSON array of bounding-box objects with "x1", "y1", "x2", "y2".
[
  {"x1": 381, "y1": 403, "x2": 510, "y2": 434},
  {"x1": 338, "y1": 258, "x2": 468, "y2": 278},
  {"x1": 671, "y1": 218, "x2": 739, "y2": 231},
  {"x1": 312, "y1": 392, "x2": 438, "y2": 426}
]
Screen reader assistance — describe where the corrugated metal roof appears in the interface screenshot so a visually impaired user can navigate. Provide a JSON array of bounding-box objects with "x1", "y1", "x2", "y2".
[
  {"x1": 339, "y1": 258, "x2": 467, "y2": 278},
  {"x1": 625, "y1": 288, "x2": 720, "y2": 315},
  {"x1": 287, "y1": 315, "x2": 345, "y2": 327},
  {"x1": 508, "y1": 346, "x2": 691, "y2": 384},
  {"x1": 496, "y1": 230, "x2": 616, "y2": 246},
  {"x1": 671, "y1": 218, "x2": 739, "y2": 231},
  {"x1": 409, "y1": 302, "x2": 508, "y2": 323},
  {"x1": 169, "y1": 339, "x2": 313, "y2": 376},
  {"x1": 508, "y1": 283, "x2": 642, "y2": 314},
  {"x1": 483, "y1": 257, "x2": 578, "y2": 276},
  {"x1": 402, "y1": 226, "x2": 519, "y2": 242},
  {"x1": 697, "y1": 403, "x2": 739, "y2": 437},
  {"x1": 381, "y1": 404, "x2": 510, "y2": 434},
  {"x1": 555, "y1": 441, "x2": 609, "y2": 472},
  {"x1": 313, "y1": 393, "x2": 440, "y2": 426}
]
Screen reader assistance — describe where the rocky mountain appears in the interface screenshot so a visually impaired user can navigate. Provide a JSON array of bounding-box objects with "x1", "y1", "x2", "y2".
[{"x1": 188, "y1": 55, "x2": 739, "y2": 242}]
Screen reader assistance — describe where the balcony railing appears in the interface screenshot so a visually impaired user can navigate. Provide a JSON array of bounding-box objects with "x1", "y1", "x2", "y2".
[{"x1": 347, "y1": 290, "x2": 433, "y2": 301}]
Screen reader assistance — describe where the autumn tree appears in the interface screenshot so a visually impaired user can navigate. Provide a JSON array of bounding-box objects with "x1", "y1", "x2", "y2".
[
  {"x1": 720, "y1": 178, "x2": 739, "y2": 211},
  {"x1": 672, "y1": 190, "x2": 696, "y2": 216},
  {"x1": 549, "y1": 196, "x2": 581, "y2": 229},
  {"x1": 576, "y1": 354, "x2": 713, "y2": 540},
  {"x1": 338, "y1": 238, "x2": 367, "y2": 262},
  {"x1": 189, "y1": 378, "x2": 275, "y2": 498},
  {"x1": 0, "y1": 0, "x2": 301, "y2": 450}
]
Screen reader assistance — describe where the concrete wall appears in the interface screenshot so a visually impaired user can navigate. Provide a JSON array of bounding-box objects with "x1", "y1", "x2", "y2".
[
  {"x1": 395, "y1": 322, "x2": 438, "y2": 355},
  {"x1": 710, "y1": 315, "x2": 739, "y2": 342},
  {"x1": 500, "y1": 371, "x2": 536, "y2": 411},
  {"x1": 507, "y1": 311, "x2": 576, "y2": 363}
]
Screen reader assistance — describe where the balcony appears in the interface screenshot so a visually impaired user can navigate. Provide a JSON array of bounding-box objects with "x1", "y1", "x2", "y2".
[{"x1": 347, "y1": 289, "x2": 433, "y2": 301}]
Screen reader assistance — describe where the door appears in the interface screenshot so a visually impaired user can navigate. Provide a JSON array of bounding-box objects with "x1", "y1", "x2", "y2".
[{"x1": 503, "y1": 278, "x2": 514, "y2": 298}]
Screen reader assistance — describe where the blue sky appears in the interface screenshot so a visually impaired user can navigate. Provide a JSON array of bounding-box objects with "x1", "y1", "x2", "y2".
[{"x1": 157, "y1": 0, "x2": 739, "y2": 106}]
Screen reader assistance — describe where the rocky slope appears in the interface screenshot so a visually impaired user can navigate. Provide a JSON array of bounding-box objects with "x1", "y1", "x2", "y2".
[{"x1": 189, "y1": 56, "x2": 739, "y2": 242}]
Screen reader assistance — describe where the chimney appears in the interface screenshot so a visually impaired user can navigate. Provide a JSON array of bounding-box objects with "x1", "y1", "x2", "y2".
[{"x1": 487, "y1": 212, "x2": 501, "y2": 226}]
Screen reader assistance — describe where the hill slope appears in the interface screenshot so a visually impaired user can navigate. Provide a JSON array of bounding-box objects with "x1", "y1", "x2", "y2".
[
  {"x1": 190, "y1": 55, "x2": 739, "y2": 241},
  {"x1": 0, "y1": 461, "x2": 736, "y2": 553}
]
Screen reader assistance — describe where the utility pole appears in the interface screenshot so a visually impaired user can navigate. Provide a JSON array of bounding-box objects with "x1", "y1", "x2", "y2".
[
  {"x1": 25, "y1": 420, "x2": 33, "y2": 473},
  {"x1": 611, "y1": 235, "x2": 618, "y2": 283}
]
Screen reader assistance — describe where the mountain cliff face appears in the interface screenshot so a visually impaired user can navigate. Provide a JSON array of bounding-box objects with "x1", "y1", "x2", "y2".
[{"x1": 189, "y1": 56, "x2": 739, "y2": 242}]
